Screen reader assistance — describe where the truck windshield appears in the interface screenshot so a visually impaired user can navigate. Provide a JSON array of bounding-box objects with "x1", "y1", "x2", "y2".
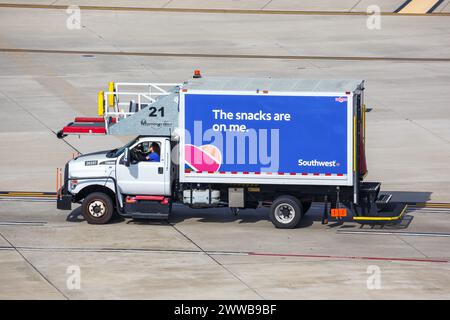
[{"x1": 106, "y1": 138, "x2": 138, "y2": 158}]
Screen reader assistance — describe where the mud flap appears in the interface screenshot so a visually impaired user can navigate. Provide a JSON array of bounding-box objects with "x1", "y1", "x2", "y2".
[{"x1": 57, "y1": 194, "x2": 72, "y2": 210}]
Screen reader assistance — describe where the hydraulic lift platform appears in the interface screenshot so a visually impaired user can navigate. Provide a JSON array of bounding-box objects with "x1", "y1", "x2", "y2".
[
  {"x1": 347, "y1": 183, "x2": 408, "y2": 225},
  {"x1": 352, "y1": 202, "x2": 408, "y2": 225}
]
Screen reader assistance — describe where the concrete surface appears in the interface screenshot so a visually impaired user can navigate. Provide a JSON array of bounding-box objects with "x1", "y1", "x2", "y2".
[
  {"x1": 1, "y1": 202, "x2": 450, "y2": 299},
  {"x1": 0, "y1": 0, "x2": 408, "y2": 12},
  {"x1": 440, "y1": 1, "x2": 450, "y2": 12},
  {"x1": 1, "y1": 0, "x2": 445, "y2": 13},
  {"x1": 0, "y1": 3, "x2": 449, "y2": 299},
  {"x1": 0, "y1": 8, "x2": 449, "y2": 199}
]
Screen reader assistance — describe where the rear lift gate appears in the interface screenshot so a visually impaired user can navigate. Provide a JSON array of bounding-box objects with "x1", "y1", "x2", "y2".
[
  {"x1": 352, "y1": 202, "x2": 408, "y2": 225},
  {"x1": 351, "y1": 182, "x2": 407, "y2": 224}
]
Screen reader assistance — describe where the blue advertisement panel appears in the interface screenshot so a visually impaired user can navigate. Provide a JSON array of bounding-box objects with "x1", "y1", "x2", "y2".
[{"x1": 183, "y1": 93, "x2": 349, "y2": 175}]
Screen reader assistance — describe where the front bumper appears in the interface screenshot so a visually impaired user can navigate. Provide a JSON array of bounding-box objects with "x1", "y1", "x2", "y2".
[
  {"x1": 57, "y1": 191, "x2": 72, "y2": 210},
  {"x1": 57, "y1": 163, "x2": 72, "y2": 210}
]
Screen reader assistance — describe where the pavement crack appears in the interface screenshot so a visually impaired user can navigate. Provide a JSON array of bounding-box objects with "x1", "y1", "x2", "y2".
[
  {"x1": 261, "y1": 0, "x2": 274, "y2": 10},
  {"x1": 168, "y1": 222, "x2": 265, "y2": 299},
  {"x1": 0, "y1": 90, "x2": 81, "y2": 154},
  {"x1": 0, "y1": 231, "x2": 69, "y2": 300},
  {"x1": 349, "y1": 0, "x2": 364, "y2": 12},
  {"x1": 404, "y1": 117, "x2": 450, "y2": 144},
  {"x1": 162, "y1": 0, "x2": 173, "y2": 8},
  {"x1": 395, "y1": 234, "x2": 430, "y2": 259},
  {"x1": 0, "y1": 90, "x2": 56, "y2": 135}
]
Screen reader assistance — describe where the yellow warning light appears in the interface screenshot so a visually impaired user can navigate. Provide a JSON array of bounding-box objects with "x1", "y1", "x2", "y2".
[
  {"x1": 98, "y1": 91, "x2": 105, "y2": 116},
  {"x1": 108, "y1": 82, "x2": 115, "y2": 106}
]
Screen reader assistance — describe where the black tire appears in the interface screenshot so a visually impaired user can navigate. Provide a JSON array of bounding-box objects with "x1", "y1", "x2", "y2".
[
  {"x1": 301, "y1": 201, "x2": 312, "y2": 216},
  {"x1": 269, "y1": 195, "x2": 303, "y2": 229},
  {"x1": 82, "y1": 192, "x2": 114, "y2": 224}
]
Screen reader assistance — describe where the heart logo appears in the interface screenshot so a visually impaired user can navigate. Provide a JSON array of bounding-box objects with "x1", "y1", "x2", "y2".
[{"x1": 185, "y1": 144, "x2": 222, "y2": 172}]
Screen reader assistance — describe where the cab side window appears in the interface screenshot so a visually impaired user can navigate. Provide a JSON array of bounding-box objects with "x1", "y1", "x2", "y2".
[
  {"x1": 146, "y1": 142, "x2": 161, "y2": 162},
  {"x1": 131, "y1": 141, "x2": 160, "y2": 163}
]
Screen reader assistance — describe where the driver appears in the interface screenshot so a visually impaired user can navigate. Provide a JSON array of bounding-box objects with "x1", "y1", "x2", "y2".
[{"x1": 146, "y1": 142, "x2": 160, "y2": 162}]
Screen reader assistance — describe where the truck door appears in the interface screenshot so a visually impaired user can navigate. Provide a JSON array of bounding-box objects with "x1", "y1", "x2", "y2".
[{"x1": 116, "y1": 138, "x2": 170, "y2": 196}]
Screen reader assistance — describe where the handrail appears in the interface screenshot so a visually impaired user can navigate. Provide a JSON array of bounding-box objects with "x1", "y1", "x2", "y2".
[{"x1": 101, "y1": 82, "x2": 183, "y2": 133}]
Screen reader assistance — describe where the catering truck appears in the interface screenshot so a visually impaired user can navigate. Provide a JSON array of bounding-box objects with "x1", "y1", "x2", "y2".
[{"x1": 56, "y1": 74, "x2": 405, "y2": 228}]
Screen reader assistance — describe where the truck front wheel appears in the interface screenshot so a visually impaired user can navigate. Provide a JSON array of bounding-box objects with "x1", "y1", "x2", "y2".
[
  {"x1": 269, "y1": 195, "x2": 303, "y2": 229},
  {"x1": 82, "y1": 192, "x2": 114, "y2": 224}
]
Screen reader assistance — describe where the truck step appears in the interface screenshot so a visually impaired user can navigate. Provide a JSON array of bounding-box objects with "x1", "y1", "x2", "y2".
[
  {"x1": 376, "y1": 194, "x2": 392, "y2": 204},
  {"x1": 359, "y1": 182, "x2": 381, "y2": 193},
  {"x1": 375, "y1": 193, "x2": 392, "y2": 210},
  {"x1": 130, "y1": 212, "x2": 169, "y2": 220}
]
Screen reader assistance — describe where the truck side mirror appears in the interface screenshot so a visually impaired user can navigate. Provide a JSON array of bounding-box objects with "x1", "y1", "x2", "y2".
[{"x1": 123, "y1": 148, "x2": 131, "y2": 167}]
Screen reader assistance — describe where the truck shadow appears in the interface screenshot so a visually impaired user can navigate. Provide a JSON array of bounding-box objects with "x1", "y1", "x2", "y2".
[
  {"x1": 66, "y1": 206, "x2": 125, "y2": 224},
  {"x1": 381, "y1": 191, "x2": 432, "y2": 204},
  {"x1": 65, "y1": 206, "x2": 84, "y2": 223},
  {"x1": 66, "y1": 190, "x2": 432, "y2": 229},
  {"x1": 168, "y1": 205, "x2": 315, "y2": 228},
  {"x1": 377, "y1": 190, "x2": 432, "y2": 216}
]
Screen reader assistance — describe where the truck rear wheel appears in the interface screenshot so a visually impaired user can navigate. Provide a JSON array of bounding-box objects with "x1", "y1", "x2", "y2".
[
  {"x1": 269, "y1": 195, "x2": 303, "y2": 229},
  {"x1": 82, "y1": 192, "x2": 114, "y2": 224}
]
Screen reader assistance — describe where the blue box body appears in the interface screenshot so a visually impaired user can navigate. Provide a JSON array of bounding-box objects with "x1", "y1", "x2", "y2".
[{"x1": 181, "y1": 92, "x2": 352, "y2": 186}]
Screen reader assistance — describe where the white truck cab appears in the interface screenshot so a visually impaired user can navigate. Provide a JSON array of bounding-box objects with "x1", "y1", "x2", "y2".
[
  {"x1": 62, "y1": 136, "x2": 174, "y2": 224},
  {"x1": 116, "y1": 136, "x2": 172, "y2": 196}
]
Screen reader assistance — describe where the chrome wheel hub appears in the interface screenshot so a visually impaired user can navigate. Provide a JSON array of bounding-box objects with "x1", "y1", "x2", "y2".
[
  {"x1": 88, "y1": 200, "x2": 106, "y2": 218},
  {"x1": 274, "y1": 203, "x2": 295, "y2": 224}
]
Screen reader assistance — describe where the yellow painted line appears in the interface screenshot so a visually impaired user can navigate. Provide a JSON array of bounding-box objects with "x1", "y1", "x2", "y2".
[
  {"x1": 0, "y1": 195, "x2": 57, "y2": 198},
  {"x1": 413, "y1": 203, "x2": 450, "y2": 208},
  {"x1": 399, "y1": 0, "x2": 441, "y2": 13},
  {"x1": 0, "y1": 3, "x2": 449, "y2": 16},
  {"x1": 353, "y1": 205, "x2": 408, "y2": 221},
  {"x1": 6, "y1": 192, "x2": 44, "y2": 195},
  {"x1": 0, "y1": 193, "x2": 56, "y2": 197}
]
